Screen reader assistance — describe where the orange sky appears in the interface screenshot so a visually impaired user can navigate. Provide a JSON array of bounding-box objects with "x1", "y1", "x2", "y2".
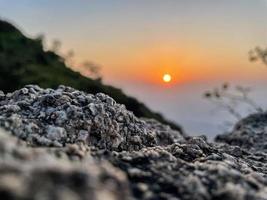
[
  {"x1": 1, "y1": 1, "x2": 267, "y2": 137},
  {"x1": 1, "y1": 1, "x2": 267, "y2": 86},
  {"x1": 79, "y1": 41, "x2": 267, "y2": 86}
]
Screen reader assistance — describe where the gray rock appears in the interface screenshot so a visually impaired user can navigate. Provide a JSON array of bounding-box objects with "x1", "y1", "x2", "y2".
[
  {"x1": 0, "y1": 85, "x2": 267, "y2": 200},
  {"x1": 0, "y1": 128, "x2": 131, "y2": 200},
  {"x1": 0, "y1": 85, "x2": 184, "y2": 151},
  {"x1": 216, "y1": 112, "x2": 267, "y2": 153}
]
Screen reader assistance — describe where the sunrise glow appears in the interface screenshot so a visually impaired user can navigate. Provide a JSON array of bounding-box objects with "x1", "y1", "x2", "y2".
[{"x1": 163, "y1": 74, "x2": 172, "y2": 83}]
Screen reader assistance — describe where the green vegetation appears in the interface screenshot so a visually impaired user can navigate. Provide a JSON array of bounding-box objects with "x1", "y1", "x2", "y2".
[{"x1": 0, "y1": 19, "x2": 182, "y2": 132}]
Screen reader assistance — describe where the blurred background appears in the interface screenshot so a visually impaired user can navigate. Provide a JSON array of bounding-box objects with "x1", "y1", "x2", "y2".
[{"x1": 1, "y1": 0, "x2": 267, "y2": 139}]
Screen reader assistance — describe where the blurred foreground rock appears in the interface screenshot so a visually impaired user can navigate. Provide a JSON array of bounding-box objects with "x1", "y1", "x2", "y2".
[
  {"x1": 0, "y1": 85, "x2": 267, "y2": 200},
  {"x1": 0, "y1": 128, "x2": 130, "y2": 200}
]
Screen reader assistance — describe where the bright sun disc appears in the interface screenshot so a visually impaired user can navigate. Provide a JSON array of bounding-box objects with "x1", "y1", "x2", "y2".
[{"x1": 163, "y1": 74, "x2": 172, "y2": 83}]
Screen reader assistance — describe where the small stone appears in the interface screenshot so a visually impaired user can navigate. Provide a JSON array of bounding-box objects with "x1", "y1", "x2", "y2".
[
  {"x1": 46, "y1": 125, "x2": 66, "y2": 141},
  {"x1": 77, "y1": 130, "x2": 89, "y2": 143},
  {"x1": 0, "y1": 90, "x2": 5, "y2": 100}
]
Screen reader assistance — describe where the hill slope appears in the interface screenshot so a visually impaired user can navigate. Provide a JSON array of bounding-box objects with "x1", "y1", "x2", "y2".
[{"x1": 0, "y1": 19, "x2": 183, "y2": 133}]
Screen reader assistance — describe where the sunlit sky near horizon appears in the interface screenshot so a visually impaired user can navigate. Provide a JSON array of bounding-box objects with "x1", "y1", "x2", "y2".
[{"x1": 1, "y1": 0, "x2": 267, "y2": 138}]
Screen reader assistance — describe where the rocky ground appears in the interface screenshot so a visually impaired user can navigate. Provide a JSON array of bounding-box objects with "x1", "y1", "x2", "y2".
[{"x1": 0, "y1": 85, "x2": 266, "y2": 200}]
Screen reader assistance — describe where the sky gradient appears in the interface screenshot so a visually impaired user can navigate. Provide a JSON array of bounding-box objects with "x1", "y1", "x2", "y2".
[{"x1": 1, "y1": 0, "x2": 267, "y2": 138}]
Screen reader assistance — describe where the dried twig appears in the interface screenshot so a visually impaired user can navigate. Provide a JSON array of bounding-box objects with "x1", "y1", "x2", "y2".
[
  {"x1": 249, "y1": 46, "x2": 267, "y2": 66},
  {"x1": 204, "y1": 83, "x2": 263, "y2": 120}
]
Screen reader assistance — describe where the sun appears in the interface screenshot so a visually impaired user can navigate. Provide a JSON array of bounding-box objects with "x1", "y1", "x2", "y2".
[{"x1": 163, "y1": 74, "x2": 172, "y2": 83}]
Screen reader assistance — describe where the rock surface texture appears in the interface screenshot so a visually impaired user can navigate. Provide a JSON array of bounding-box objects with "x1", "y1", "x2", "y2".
[{"x1": 0, "y1": 85, "x2": 267, "y2": 200}]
